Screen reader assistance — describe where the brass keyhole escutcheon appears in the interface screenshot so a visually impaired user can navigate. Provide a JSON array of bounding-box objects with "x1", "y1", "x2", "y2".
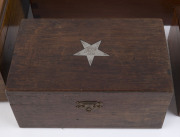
[{"x1": 76, "y1": 101, "x2": 103, "y2": 112}]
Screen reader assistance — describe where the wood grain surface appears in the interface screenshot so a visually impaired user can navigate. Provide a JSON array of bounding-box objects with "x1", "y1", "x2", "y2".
[
  {"x1": 30, "y1": 0, "x2": 180, "y2": 25},
  {"x1": 0, "y1": 72, "x2": 5, "y2": 101},
  {"x1": 0, "y1": 0, "x2": 29, "y2": 101},
  {"x1": 168, "y1": 7, "x2": 180, "y2": 116},
  {"x1": 0, "y1": 0, "x2": 7, "y2": 101},
  {"x1": 0, "y1": 0, "x2": 29, "y2": 83},
  {"x1": 7, "y1": 91, "x2": 172, "y2": 128},
  {"x1": 7, "y1": 19, "x2": 173, "y2": 128},
  {"x1": 7, "y1": 19, "x2": 173, "y2": 92},
  {"x1": 0, "y1": 0, "x2": 7, "y2": 59}
]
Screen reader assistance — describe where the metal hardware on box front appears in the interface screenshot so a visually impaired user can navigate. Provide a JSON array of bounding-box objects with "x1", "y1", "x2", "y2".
[{"x1": 76, "y1": 101, "x2": 103, "y2": 112}]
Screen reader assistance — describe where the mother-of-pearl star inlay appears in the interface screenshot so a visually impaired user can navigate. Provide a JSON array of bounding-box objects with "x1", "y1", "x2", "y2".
[{"x1": 74, "y1": 40, "x2": 109, "y2": 66}]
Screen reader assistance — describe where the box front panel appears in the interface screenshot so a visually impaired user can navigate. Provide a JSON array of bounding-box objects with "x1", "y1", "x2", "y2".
[
  {"x1": 7, "y1": 91, "x2": 172, "y2": 128},
  {"x1": 30, "y1": 0, "x2": 180, "y2": 24}
]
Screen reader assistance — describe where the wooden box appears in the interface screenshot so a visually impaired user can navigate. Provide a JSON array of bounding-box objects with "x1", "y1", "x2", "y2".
[
  {"x1": 6, "y1": 19, "x2": 173, "y2": 128},
  {"x1": 168, "y1": 7, "x2": 180, "y2": 116},
  {"x1": 30, "y1": 0, "x2": 180, "y2": 25},
  {"x1": 0, "y1": 73, "x2": 5, "y2": 101},
  {"x1": 0, "y1": 0, "x2": 29, "y2": 101},
  {"x1": 0, "y1": 0, "x2": 7, "y2": 101}
]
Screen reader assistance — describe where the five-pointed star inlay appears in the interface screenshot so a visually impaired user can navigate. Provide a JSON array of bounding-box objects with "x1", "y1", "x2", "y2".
[{"x1": 74, "y1": 40, "x2": 109, "y2": 66}]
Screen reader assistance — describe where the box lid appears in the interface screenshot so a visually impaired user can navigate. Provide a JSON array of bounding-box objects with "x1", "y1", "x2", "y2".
[{"x1": 6, "y1": 19, "x2": 173, "y2": 92}]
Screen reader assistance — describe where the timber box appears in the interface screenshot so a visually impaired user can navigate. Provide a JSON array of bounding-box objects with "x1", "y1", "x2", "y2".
[
  {"x1": 30, "y1": 0, "x2": 180, "y2": 25},
  {"x1": 7, "y1": 19, "x2": 173, "y2": 128},
  {"x1": 168, "y1": 7, "x2": 180, "y2": 116},
  {"x1": 0, "y1": 0, "x2": 29, "y2": 101}
]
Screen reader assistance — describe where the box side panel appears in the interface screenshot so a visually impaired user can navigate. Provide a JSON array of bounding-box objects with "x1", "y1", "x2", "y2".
[
  {"x1": 168, "y1": 7, "x2": 180, "y2": 116},
  {"x1": 0, "y1": 73, "x2": 5, "y2": 100},
  {"x1": 0, "y1": 0, "x2": 8, "y2": 101},
  {"x1": 7, "y1": 91, "x2": 172, "y2": 128},
  {"x1": 0, "y1": 0, "x2": 7, "y2": 58},
  {"x1": 0, "y1": 92, "x2": 6, "y2": 101}
]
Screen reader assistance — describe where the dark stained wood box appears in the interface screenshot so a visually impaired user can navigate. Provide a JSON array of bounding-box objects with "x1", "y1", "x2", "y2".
[
  {"x1": 6, "y1": 19, "x2": 173, "y2": 128},
  {"x1": 168, "y1": 7, "x2": 180, "y2": 116},
  {"x1": 30, "y1": 0, "x2": 180, "y2": 25},
  {"x1": 0, "y1": 0, "x2": 29, "y2": 101},
  {"x1": 0, "y1": 0, "x2": 7, "y2": 101},
  {"x1": 0, "y1": 73, "x2": 5, "y2": 101}
]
